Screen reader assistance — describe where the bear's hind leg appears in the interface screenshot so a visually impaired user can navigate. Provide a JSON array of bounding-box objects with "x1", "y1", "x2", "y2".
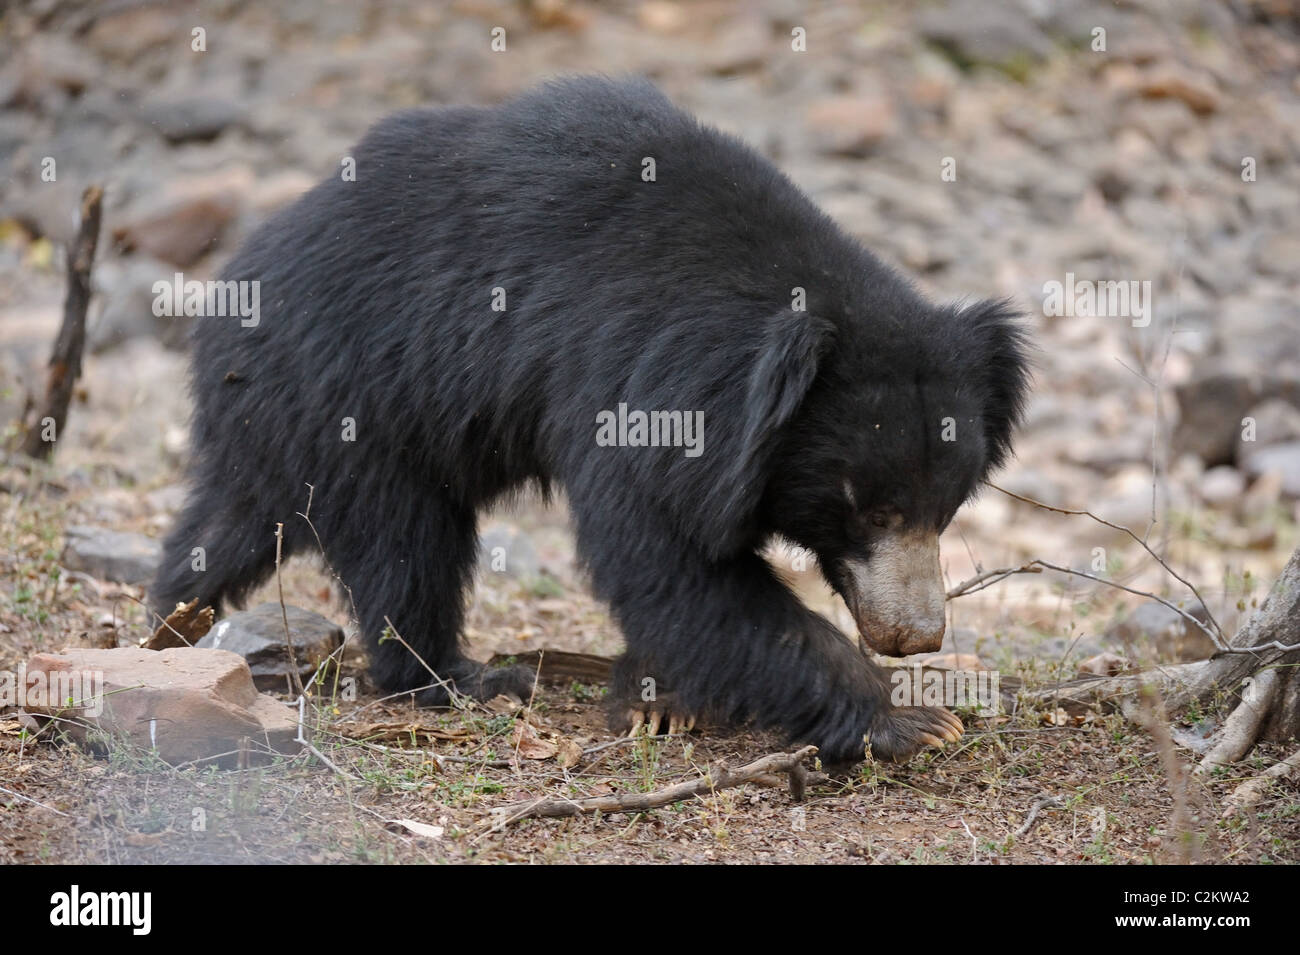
[
  {"x1": 150, "y1": 488, "x2": 283, "y2": 621},
  {"x1": 322, "y1": 490, "x2": 532, "y2": 704}
]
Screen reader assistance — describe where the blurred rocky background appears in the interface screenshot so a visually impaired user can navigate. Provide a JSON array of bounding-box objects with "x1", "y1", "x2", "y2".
[{"x1": 2, "y1": 0, "x2": 1298, "y2": 676}]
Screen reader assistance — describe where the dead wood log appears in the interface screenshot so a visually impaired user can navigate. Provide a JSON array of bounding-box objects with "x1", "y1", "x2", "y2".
[{"x1": 488, "y1": 649, "x2": 613, "y2": 684}]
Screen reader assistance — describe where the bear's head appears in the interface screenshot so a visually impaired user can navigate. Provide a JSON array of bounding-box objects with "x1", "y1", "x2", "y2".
[{"x1": 752, "y1": 298, "x2": 1032, "y2": 656}]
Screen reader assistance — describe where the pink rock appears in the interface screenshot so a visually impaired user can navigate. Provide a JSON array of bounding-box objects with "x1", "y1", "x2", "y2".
[
  {"x1": 23, "y1": 648, "x2": 300, "y2": 767},
  {"x1": 1078, "y1": 652, "x2": 1130, "y2": 677},
  {"x1": 805, "y1": 95, "x2": 898, "y2": 157}
]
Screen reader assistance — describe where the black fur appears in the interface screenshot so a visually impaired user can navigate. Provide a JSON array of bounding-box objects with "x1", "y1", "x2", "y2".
[{"x1": 152, "y1": 76, "x2": 1031, "y2": 763}]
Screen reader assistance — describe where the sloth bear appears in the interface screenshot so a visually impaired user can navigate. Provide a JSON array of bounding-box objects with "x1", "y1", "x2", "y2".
[{"x1": 152, "y1": 76, "x2": 1030, "y2": 763}]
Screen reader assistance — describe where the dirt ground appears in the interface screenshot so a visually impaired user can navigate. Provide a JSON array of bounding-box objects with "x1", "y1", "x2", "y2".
[{"x1": 1, "y1": 1, "x2": 1299, "y2": 864}]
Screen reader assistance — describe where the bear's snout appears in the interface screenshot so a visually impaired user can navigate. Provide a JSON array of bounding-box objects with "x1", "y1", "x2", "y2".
[{"x1": 839, "y1": 530, "x2": 947, "y2": 656}]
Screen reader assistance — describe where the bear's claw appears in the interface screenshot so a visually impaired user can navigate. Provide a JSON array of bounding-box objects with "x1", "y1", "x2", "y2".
[
  {"x1": 623, "y1": 705, "x2": 697, "y2": 738},
  {"x1": 867, "y1": 706, "x2": 965, "y2": 761}
]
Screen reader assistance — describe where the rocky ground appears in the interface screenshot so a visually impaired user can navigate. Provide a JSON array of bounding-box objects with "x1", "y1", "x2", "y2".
[{"x1": 1, "y1": 0, "x2": 1298, "y2": 864}]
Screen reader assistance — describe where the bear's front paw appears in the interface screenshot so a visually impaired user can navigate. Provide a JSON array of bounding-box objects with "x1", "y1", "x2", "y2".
[{"x1": 866, "y1": 706, "x2": 963, "y2": 761}]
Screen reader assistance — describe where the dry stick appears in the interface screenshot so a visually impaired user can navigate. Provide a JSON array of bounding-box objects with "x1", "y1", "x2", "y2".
[
  {"x1": 273, "y1": 522, "x2": 304, "y2": 698},
  {"x1": 487, "y1": 745, "x2": 819, "y2": 826},
  {"x1": 1222, "y1": 746, "x2": 1300, "y2": 818},
  {"x1": 22, "y1": 184, "x2": 103, "y2": 459},
  {"x1": 1131, "y1": 684, "x2": 1196, "y2": 863},
  {"x1": 1012, "y1": 794, "x2": 1064, "y2": 839},
  {"x1": 381, "y1": 616, "x2": 465, "y2": 709},
  {"x1": 1194, "y1": 668, "x2": 1283, "y2": 776},
  {"x1": 509, "y1": 650, "x2": 549, "y2": 768},
  {"x1": 299, "y1": 738, "x2": 362, "y2": 781},
  {"x1": 293, "y1": 484, "x2": 362, "y2": 712},
  {"x1": 987, "y1": 482, "x2": 1225, "y2": 645}
]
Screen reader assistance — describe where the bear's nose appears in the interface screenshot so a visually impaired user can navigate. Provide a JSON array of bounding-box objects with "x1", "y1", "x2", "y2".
[{"x1": 895, "y1": 611, "x2": 946, "y2": 655}]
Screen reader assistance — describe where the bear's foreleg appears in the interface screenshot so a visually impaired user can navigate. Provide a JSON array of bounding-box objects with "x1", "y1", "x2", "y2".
[{"x1": 594, "y1": 535, "x2": 961, "y2": 763}]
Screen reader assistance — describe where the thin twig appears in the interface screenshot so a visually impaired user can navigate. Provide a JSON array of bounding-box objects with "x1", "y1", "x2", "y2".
[
  {"x1": 0, "y1": 783, "x2": 71, "y2": 817},
  {"x1": 381, "y1": 616, "x2": 468, "y2": 710},
  {"x1": 948, "y1": 557, "x2": 1220, "y2": 648},
  {"x1": 946, "y1": 563, "x2": 1042, "y2": 599},
  {"x1": 300, "y1": 739, "x2": 362, "y2": 781},
  {"x1": 274, "y1": 522, "x2": 304, "y2": 698},
  {"x1": 988, "y1": 482, "x2": 1225, "y2": 644}
]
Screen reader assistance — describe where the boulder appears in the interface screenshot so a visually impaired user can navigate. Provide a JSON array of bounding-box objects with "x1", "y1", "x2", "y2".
[
  {"x1": 22, "y1": 647, "x2": 300, "y2": 766},
  {"x1": 1104, "y1": 600, "x2": 1216, "y2": 662},
  {"x1": 61, "y1": 525, "x2": 160, "y2": 584},
  {"x1": 197, "y1": 603, "x2": 344, "y2": 690}
]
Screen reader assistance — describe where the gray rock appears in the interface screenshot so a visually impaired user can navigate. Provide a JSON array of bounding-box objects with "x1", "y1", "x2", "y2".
[
  {"x1": 145, "y1": 484, "x2": 188, "y2": 514},
  {"x1": 919, "y1": 0, "x2": 1054, "y2": 68},
  {"x1": 1239, "y1": 441, "x2": 1300, "y2": 499},
  {"x1": 1240, "y1": 180, "x2": 1299, "y2": 223},
  {"x1": 1105, "y1": 600, "x2": 1217, "y2": 662},
  {"x1": 478, "y1": 523, "x2": 540, "y2": 580},
  {"x1": 1254, "y1": 231, "x2": 1300, "y2": 278},
  {"x1": 1215, "y1": 296, "x2": 1300, "y2": 370},
  {"x1": 1173, "y1": 374, "x2": 1265, "y2": 467},
  {"x1": 61, "y1": 525, "x2": 161, "y2": 584},
  {"x1": 1238, "y1": 399, "x2": 1300, "y2": 456},
  {"x1": 138, "y1": 97, "x2": 244, "y2": 144},
  {"x1": 198, "y1": 603, "x2": 344, "y2": 690},
  {"x1": 89, "y1": 255, "x2": 193, "y2": 353},
  {"x1": 1198, "y1": 465, "x2": 1245, "y2": 508}
]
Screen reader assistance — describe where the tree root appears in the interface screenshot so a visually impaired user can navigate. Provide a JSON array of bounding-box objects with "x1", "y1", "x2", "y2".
[
  {"x1": 1195, "y1": 669, "x2": 1282, "y2": 775},
  {"x1": 1221, "y1": 746, "x2": 1300, "y2": 819}
]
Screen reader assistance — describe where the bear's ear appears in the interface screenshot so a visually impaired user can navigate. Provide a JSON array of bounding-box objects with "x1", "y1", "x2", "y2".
[
  {"x1": 694, "y1": 311, "x2": 831, "y2": 556},
  {"x1": 964, "y1": 298, "x2": 1032, "y2": 472}
]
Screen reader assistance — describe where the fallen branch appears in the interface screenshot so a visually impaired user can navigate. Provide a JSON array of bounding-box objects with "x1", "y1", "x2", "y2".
[
  {"x1": 1194, "y1": 669, "x2": 1282, "y2": 775},
  {"x1": 1012, "y1": 793, "x2": 1063, "y2": 839},
  {"x1": 21, "y1": 184, "x2": 103, "y2": 459},
  {"x1": 1221, "y1": 746, "x2": 1300, "y2": 818},
  {"x1": 486, "y1": 745, "x2": 818, "y2": 826}
]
